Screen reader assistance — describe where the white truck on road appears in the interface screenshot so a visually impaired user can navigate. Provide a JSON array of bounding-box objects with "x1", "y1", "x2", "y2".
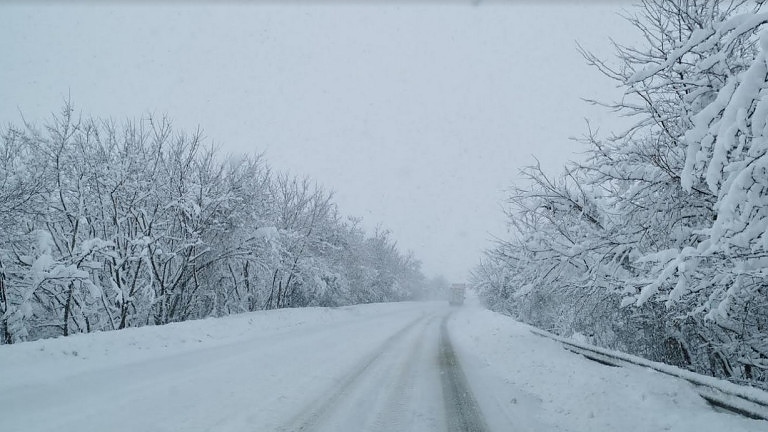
[{"x1": 449, "y1": 283, "x2": 466, "y2": 306}]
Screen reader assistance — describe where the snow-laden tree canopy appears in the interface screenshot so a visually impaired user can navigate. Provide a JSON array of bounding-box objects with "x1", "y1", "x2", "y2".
[
  {"x1": 474, "y1": 0, "x2": 768, "y2": 389},
  {"x1": 0, "y1": 105, "x2": 427, "y2": 344}
]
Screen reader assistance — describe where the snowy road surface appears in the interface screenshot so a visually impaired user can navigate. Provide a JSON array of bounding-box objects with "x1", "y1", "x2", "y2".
[{"x1": 1, "y1": 298, "x2": 765, "y2": 432}]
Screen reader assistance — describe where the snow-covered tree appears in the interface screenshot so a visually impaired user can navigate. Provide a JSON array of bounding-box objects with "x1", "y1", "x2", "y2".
[
  {"x1": 475, "y1": 0, "x2": 768, "y2": 387},
  {"x1": 0, "y1": 102, "x2": 427, "y2": 344}
]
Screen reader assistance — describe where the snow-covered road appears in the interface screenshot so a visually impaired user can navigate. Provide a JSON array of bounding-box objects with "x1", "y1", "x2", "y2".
[
  {"x1": 277, "y1": 310, "x2": 463, "y2": 432},
  {"x1": 1, "y1": 298, "x2": 765, "y2": 432}
]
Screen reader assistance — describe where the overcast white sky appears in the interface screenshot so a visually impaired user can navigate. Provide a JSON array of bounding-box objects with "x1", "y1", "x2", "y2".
[{"x1": 0, "y1": 2, "x2": 636, "y2": 282}]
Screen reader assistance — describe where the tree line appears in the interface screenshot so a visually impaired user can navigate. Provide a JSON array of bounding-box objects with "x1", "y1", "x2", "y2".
[
  {"x1": 473, "y1": 0, "x2": 768, "y2": 390},
  {"x1": 0, "y1": 104, "x2": 426, "y2": 344}
]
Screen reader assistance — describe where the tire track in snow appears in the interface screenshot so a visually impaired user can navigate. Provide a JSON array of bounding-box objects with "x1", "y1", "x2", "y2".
[
  {"x1": 276, "y1": 312, "x2": 430, "y2": 432},
  {"x1": 368, "y1": 314, "x2": 440, "y2": 432},
  {"x1": 278, "y1": 309, "x2": 491, "y2": 432},
  {"x1": 439, "y1": 313, "x2": 490, "y2": 432}
]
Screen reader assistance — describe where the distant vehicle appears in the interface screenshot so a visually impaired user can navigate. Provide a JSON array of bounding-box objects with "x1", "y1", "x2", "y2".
[{"x1": 449, "y1": 283, "x2": 466, "y2": 306}]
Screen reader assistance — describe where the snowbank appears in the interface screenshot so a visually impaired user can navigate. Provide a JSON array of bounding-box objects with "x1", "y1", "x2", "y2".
[
  {"x1": 0, "y1": 301, "x2": 425, "y2": 389},
  {"x1": 447, "y1": 296, "x2": 765, "y2": 432}
]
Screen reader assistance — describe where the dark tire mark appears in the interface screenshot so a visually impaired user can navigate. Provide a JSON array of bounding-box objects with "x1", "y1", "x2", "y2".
[
  {"x1": 369, "y1": 314, "x2": 440, "y2": 432},
  {"x1": 439, "y1": 314, "x2": 490, "y2": 432},
  {"x1": 277, "y1": 313, "x2": 428, "y2": 432}
]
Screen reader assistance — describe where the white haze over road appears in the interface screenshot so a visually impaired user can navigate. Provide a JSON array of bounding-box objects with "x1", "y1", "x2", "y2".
[{"x1": 0, "y1": 2, "x2": 635, "y2": 281}]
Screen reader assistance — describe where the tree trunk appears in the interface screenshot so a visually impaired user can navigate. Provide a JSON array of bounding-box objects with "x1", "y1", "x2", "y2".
[{"x1": 63, "y1": 281, "x2": 75, "y2": 337}]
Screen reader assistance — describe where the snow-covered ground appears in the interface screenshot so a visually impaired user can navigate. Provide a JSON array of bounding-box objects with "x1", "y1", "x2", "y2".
[
  {"x1": 449, "y1": 293, "x2": 765, "y2": 432},
  {"x1": 1, "y1": 296, "x2": 764, "y2": 432}
]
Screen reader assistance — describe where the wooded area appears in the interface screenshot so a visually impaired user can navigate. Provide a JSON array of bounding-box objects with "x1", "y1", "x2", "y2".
[
  {"x1": 473, "y1": 0, "x2": 768, "y2": 390},
  {"x1": 0, "y1": 105, "x2": 428, "y2": 344}
]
